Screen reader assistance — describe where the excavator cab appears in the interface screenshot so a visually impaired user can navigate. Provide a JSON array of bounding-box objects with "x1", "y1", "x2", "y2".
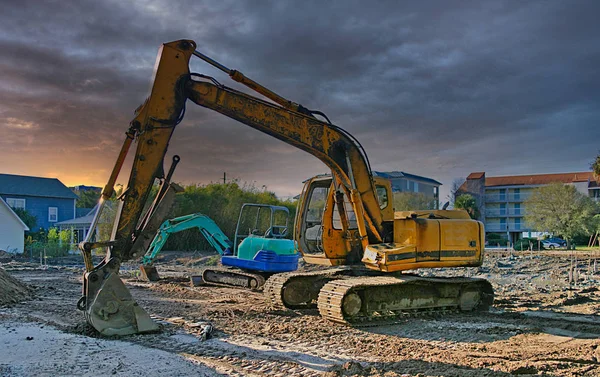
[
  {"x1": 222, "y1": 204, "x2": 298, "y2": 273},
  {"x1": 234, "y1": 204, "x2": 290, "y2": 248},
  {"x1": 295, "y1": 175, "x2": 394, "y2": 266}
]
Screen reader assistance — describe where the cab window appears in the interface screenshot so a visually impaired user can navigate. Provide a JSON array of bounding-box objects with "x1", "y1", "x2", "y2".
[
  {"x1": 332, "y1": 191, "x2": 358, "y2": 230},
  {"x1": 376, "y1": 185, "x2": 388, "y2": 209}
]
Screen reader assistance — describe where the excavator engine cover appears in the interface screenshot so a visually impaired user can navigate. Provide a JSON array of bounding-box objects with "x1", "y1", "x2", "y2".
[{"x1": 82, "y1": 258, "x2": 159, "y2": 336}]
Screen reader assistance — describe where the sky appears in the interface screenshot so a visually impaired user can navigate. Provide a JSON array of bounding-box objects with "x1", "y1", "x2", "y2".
[{"x1": 1, "y1": 0, "x2": 599, "y2": 201}]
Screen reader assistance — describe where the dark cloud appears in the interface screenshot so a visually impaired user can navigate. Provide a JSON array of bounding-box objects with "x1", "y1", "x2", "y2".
[{"x1": 1, "y1": 0, "x2": 599, "y2": 199}]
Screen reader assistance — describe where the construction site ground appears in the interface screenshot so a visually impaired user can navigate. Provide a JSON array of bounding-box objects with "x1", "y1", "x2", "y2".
[{"x1": 1, "y1": 250, "x2": 599, "y2": 377}]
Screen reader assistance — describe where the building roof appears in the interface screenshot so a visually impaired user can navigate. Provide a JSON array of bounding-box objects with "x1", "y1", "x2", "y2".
[
  {"x1": 484, "y1": 172, "x2": 596, "y2": 187},
  {"x1": 0, "y1": 197, "x2": 29, "y2": 231},
  {"x1": 467, "y1": 172, "x2": 485, "y2": 180},
  {"x1": 70, "y1": 185, "x2": 102, "y2": 192},
  {"x1": 56, "y1": 213, "x2": 96, "y2": 226},
  {"x1": 76, "y1": 207, "x2": 94, "y2": 218},
  {"x1": 460, "y1": 171, "x2": 600, "y2": 192},
  {"x1": 373, "y1": 171, "x2": 442, "y2": 186},
  {"x1": 0, "y1": 173, "x2": 78, "y2": 199},
  {"x1": 56, "y1": 203, "x2": 112, "y2": 227}
]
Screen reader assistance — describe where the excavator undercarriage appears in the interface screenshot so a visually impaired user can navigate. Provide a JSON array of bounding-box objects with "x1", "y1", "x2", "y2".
[{"x1": 264, "y1": 269, "x2": 493, "y2": 325}]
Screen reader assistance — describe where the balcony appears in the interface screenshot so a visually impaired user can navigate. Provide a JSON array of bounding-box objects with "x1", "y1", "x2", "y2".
[
  {"x1": 485, "y1": 193, "x2": 530, "y2": 202},
  {"x1": 484, "y1": 223, "x2": 528, "y2": 232},
  {"x1": 485, "y1": 208, "x2": 525, "y2": 217},
  {"x1": 485, "y1": 209, "x2": 506, "y2": 217},
  {"x1": 485, "y1": 195, "x2": 506, "y2": 203}
]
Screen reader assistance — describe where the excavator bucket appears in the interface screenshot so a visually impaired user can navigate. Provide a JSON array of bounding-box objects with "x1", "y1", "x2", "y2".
[
  {"x1": 139, "y1": 265, "x2": 161, "y2": 282},
  {"x1": 82, "y1": 258, "x2": 159, "y2": 336}
]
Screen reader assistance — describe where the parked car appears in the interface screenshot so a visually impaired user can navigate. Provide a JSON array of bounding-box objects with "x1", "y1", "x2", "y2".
[
  {"x1": 544, "y1": 237, "x2": 567, "y2": 247},
  {"x1": 542, "y1": 240, "x2": 562, "y2": 249}
]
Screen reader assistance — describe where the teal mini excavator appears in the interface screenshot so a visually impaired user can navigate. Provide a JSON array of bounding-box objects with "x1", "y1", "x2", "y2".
[{"x1": 139, "y1": 203, "x2": 299, "y2": 289}]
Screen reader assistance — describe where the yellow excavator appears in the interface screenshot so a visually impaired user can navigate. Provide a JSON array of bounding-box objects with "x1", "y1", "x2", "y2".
[{"x1": 78, "y1": 39, "x2": 493, "y2": 335}]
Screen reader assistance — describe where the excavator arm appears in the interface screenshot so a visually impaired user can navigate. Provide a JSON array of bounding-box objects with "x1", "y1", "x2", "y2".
[
  {"x1": 141, "y1": 213, "x2": 233, "y2": 266},
  {"x1": 80, "y1": 39, "x2": 386, "y2": 335}
]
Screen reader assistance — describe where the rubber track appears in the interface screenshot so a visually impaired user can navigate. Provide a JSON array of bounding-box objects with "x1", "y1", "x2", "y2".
[
  {"x1": 201, "y1": 267, "x2": 266, "y2": 291},
  {"x1": 318, "y1": 275, "x2": 494, "y2": 326}
]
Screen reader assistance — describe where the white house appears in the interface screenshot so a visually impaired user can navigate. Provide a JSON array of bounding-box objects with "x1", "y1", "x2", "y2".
[{"x1": 0, "y1": 197, "x2": 29, "y2": 253}]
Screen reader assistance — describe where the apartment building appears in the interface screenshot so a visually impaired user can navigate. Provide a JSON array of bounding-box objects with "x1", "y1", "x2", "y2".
[{"x1": 459, "y1": 171, "x2": 600, "y2": 243}]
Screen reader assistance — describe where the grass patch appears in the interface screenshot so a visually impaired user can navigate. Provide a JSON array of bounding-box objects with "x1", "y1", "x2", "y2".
[{"x1": 204, "y1": 255, "x2": 221, "y2": 266}]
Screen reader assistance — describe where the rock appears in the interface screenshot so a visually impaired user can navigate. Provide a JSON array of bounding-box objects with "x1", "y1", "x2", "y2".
[{"x1": 511, "y1": 366, "x2": 537, "y2": 375}]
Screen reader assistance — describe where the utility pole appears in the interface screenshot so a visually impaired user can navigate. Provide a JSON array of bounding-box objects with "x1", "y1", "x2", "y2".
[{"x1": 223, "y1": 172, "x2": 226, "y2": 184}]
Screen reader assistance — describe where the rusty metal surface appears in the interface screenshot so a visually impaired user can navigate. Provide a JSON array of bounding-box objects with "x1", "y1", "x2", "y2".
[
  {"x1": 185, "y1": 79, "x2": 384, "y2": 243},
  {"x1": 82, "y1": 258, "x2": 159, "y2": 335},
  {"x1": 317, "y1": 275, "x2": 494, "y2": 326},
  {"x1": 262, "y1": 268, "x2": 351, "y2": 310},
  {"x1": 111, "y1": 40, "x2": 195, "y2": 263}
]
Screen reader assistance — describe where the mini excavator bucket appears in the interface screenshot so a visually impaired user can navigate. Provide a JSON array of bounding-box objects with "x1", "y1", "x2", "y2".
[{"x1": 139, "y1": 265, "x2": 161, "y2": 282}]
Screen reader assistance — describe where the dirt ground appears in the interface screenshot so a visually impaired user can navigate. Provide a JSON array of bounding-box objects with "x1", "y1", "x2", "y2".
[{"x1": 1, "y1": 250, "x2": 599, "y2": 377}]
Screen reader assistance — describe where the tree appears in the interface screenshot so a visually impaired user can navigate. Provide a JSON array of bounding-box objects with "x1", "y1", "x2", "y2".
[
  {"x1": 592, "y1": 152, "x2": 600, "y2": 178},
  {"x1": 447, "y1": 178, "x2": 466, "y2": 206},
  {"x1": 76, "y1": 190, "x2": 101, "y2": 208},
  {"x1": 393, "y1": 192, "x2": 436, "y2": 211},
  {"x1": 525, "y1": 183, "x2": 599, "y2": 249},
  {"x1": 12, "y1": 208, "x2": 37, "y2": 231},
  {"x1": 454, "y1": 194, "x2": 480, "y2": 219}
]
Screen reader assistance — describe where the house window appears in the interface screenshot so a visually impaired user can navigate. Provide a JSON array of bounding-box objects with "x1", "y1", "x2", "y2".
[
  {"x1": 413, "y1": 182, "x2": 419, "y2": 193},
  {"x1": 513, "y1": 188, "x2": 520, "y2": 200},
  {"x1": 6, "y1": 198, "x2": 25, "y2": 209},
  {"x1": 514, "y1": 217, "x2": 521, "y2": 230},
  {"x1": 514, "y1": 203, "x2": 520, "y2": 215},
  {"x1": 49, "y1": 207, "x2": 58, "y2": 222},
  {"x1": 500, "y1": 218, "x2": 507, "y2": 230},
  {"x1": 406, "y1": 180, "x2": 410, "y2": 190},
  {"x1": 500, "y1": 203, "x2": 506, "y2": 215}
]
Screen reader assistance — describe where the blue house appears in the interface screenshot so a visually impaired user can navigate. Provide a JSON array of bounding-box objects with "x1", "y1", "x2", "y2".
[{"x1": 0, "y1": 173, "x2": 77, "y2": 231}]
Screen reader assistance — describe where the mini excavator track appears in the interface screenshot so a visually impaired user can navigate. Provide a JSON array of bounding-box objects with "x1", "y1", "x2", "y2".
[
  {"x1": 317, "y1": 275, "x2": 494, "y2": 326},
  {"x1": 193, "y1": 267, "x2": 267, "y2": 290}
]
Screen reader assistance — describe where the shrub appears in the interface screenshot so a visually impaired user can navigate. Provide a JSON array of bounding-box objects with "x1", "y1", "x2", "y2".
[
  {"x1": 514, "y1": 237, "x2": 543, "y2": 251},
  {"x1": 486, "y1": 233, "x2": 508, "y2": 246},
  {"x1": 163, "y1": 181, "x2": 296, "y2": 251}
]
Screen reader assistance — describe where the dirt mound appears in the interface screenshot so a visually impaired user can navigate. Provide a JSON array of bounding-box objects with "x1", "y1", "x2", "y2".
[
  {"x1": 0, "y1": 267, "x2": 30, "y2": 306},
  {"x1": 0, "y1": 250, "x2": 17, "y2": 262}
]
